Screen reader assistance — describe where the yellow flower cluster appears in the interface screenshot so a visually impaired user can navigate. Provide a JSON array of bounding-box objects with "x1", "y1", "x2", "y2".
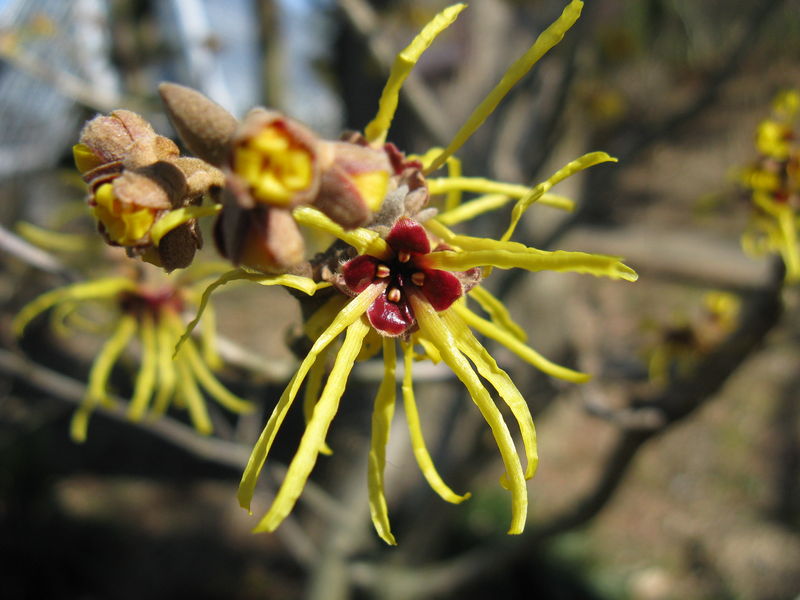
[{"x1": 740, "y1": 90, "x2": 800, "y2": 281}]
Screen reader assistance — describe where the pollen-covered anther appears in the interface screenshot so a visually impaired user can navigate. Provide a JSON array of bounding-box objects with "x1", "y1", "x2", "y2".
[
  {"x1": 397, "y1": 251, "x2": 411, "y2": 263},
  {"x1": 375, "y1": 264, "x2": 391, "y2": 278},
  {"x1": 387, "y1": 287, "x2": 402, "y2": 303},
  {"x1": 411, "y1": 272, "x2": 425, "y2": 286}
]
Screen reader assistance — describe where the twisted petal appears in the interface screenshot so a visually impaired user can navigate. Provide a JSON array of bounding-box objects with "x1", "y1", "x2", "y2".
[
  {"x1": 253, "y1": 317, "x2": 370, "y2": 532},
  {"x1": 368, "y1": 338, "x2": 398, "y2": 545},
  {"x1": 127, "y1": 314, "x2": 158, "y2": 421},
  {"x1": 502, "y1": 151, "x2": 616, "y2": 242},
  {"x1": 238, "y1": 285, "x2": 383, "y2": 512},
  {"x1": 427, "y1": 178, "x2": 575, "y2": 212},
  {"x1": 71, "y1": 314, "x2": 138, "y2": 442},
  {"x1": 174, "y1": 323, "x2": 254, "y2": 414},
  {"x1": 14, "y1": 277, "x2": 137, "y2": 336},
  {"x1": 177, "y1": 268, "x2": 325, "y2": 355},
  {"x1": 442, "y1": 310, "x2": 538, "y2": 479},
  {"x1": 453, "y1": 302, "x2": 589, "y2": 383},
  {"x1": 425, "y1": 0, "x2": 584, "y2": 173},
  {"x1": 152, "y1": 318, "x2": 179, "y2": 415},
  {"x1": 401, "y1": 340, "x2": 470, "y2": 504},
  {"x1": 303, "y1": 343, "x2": 334, "y2": 456},
  {"x1": 468, "y1": 286, "x2": 527, "y2": 342},
  {"x1": 364, "y1": 3, "x2": 466, "y2": 144},
  {"x1": 409, "y1": 292, "x2": 526, "y2": 533},
  {"x1": 424, "y1": 244, "x2": 637, "y2": 282},
  {"x1": 776, "y1": 206, "x2": 800, "y2": 282},
  {"x1": 175, "y1": 355, "x2": 213, "y2": 435}
]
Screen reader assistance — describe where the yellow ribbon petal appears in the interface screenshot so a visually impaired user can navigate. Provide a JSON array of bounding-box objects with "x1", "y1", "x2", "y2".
[
  {"x1": 442, "y1": 310, "x2": 538, "y2": 479},
  {"x1": 502, "y1": 152, "x2": 616, "y2": 241},
  {"x1": 425, "y1": 0, "x2": 584, "y2": 173},
  {"x1": 253, "y1": 318, "x2": 369, "y2": 532},
  {"x1": 71, "y1": 314, "x2": 137, "y2": 443},
  {"x1": 238, "y1": 284, "x2": 382, "y2": 512},
  {"x1": 428, "y1": 178, "x2": 575, "y2": 212},
  {"x1": 14, "y1": 277, "x2": 136, "y2": 337},
  {"x1": 409, "y1": 292, "x2": 526, "y2": 533},
  {"x1": 401, "y1": 340, "x2": 471, "y2": 504},
  {"x1": 364, "y1": 4, "x2": 467, "y2": 144},
  {"x1": 127, "y1": 314, "x2": 158, "y2": 421},
  {"x1": 468, "y1": 286, "x2": 527, "y2": 342},
  {"x1": 368, "y1": 338, "x2": 398, "y2": 545},
  {"x1": 453, "y1": 302, "x2": 590, "y2": 383},
  {"x1": 293, "y1": 206, "x2": 390, "y2": 259}
]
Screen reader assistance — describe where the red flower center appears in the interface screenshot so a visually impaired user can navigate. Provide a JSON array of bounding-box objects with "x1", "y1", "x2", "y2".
[{"x1": 341, "y1": 217, "x2": 463, "y2": 336}]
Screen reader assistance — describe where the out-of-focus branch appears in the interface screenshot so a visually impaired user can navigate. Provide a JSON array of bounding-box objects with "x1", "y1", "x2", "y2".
[
  {"x1": 351, "y1": 264, "x2": 784, "y2": 598},
  {"x1": 0, "y1": 223, "x2": 77, "y2": 281}
]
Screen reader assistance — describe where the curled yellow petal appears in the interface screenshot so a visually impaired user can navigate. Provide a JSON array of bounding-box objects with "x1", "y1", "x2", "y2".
[
  {"x1": 238, "y1": 285, "x2": 382, "y2": 512},
  {"x1": 425, "y1": 244, "x2": 638, "y2": 282},
  {"x1": 175, "y1": 356, "x2": 213, "y2": 435},
  {"x1": 402, "y1": 340, "x2": 470, "y2": 504},
  {"x1": 176, "y1": 268, "x2": 324, "y2": 355},
  {"x1": 303, "y1": 344, "x2": 334, "y2": 456},
  {"x1": 453, "y1": 302, "x2": 590, "y2": 383},
  {"x1": 152, "y1": 319, "x2": 178, "y2": 416},
  {"x1": 409, "y1": 292, "x2": 526, "y2": 533},
  {"x1": 127, "y1": 314, "x2": 158, "y2": 421},
  {"x1": 425, "y1": 0, "x2": 584, "y2": 173},
  {"x1": 253, "y1": 318, "x2": 369, "y2": 533},
  {"x1": 16, "y1": 221, "x2": 89, "y2": 253},
  {"x1": 502, "y1": 151, "x2": 616, "y2": 241},
  {"x1": 776, "y1": 206, "x2": 800, "y2": 282},
  {"x1": 14, "y1": 277, "x2": 137, "y2": 337},
  {"x1": 427, "y1": 178, "x2": 575, "y2": 212},
  {"x1": 368, "y1": 338, "x2": 398, "y2": 545},
  {"x1": 364, "y1": 3, "x2": 466, "y2": 144},
  {"x1": 442, "y1": 310, "x2": 538, "y2": 479},
  {"x1": 468, "y1": 286, "x2": 526, "y2": 342},
  {"x1": 71, "y1": 314, "x2": 138, "y2": 443},
  {"x1": 173, "y1": 317, "x2": 254, "y2": 414}
]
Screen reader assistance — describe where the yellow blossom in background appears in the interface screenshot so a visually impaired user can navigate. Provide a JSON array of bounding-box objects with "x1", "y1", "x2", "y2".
[
  {"x1": 740, "y1": 89, "x2": 800, "y2": 282},
  {"x1": 14, "y1": 265, "x2": 253, "y2": 441},
  {"x1": 645, "y1": 291, "x2": 740, "y2": 386}
]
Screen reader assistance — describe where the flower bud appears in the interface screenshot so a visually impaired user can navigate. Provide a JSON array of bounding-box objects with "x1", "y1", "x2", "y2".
[
  {"x1": 214, "y1": 195, "x2": 305, "y2": 273},
  {"x1": 314, "y1": 141, "x2": 393, "y2": 229},
  {"x1": 158, "y1": 82, "x2": 239, "y2": 167}
]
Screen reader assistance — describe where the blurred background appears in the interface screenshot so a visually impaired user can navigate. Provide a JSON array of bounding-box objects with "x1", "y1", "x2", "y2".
[{"x1": 1, "y1": 0, "x2": 799, "y2": 598}]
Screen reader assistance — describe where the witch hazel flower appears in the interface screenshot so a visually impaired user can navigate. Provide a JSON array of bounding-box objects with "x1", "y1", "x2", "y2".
[
  {"x1": 338, "y1": 216, "x2": 477, "y2": 336},
  {"x1": 14, "y1": 265, "x2": 253, "y2": 441},
  {"x1": 62, "y1": 0, "x2": 636, "y2": 543}
]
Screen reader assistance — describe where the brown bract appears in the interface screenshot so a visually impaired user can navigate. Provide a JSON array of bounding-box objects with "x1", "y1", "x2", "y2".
[{"x1": 77, "y1": 109, "x2": 225, "y2": 272}]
